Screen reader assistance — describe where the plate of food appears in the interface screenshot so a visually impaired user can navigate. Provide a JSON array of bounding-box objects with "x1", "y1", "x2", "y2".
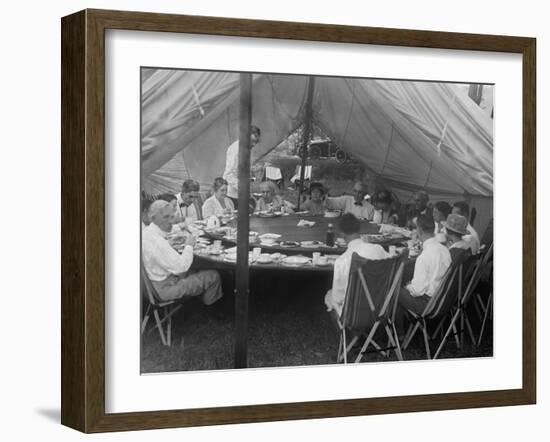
[
  {"x1": 300, "y1": 240, "x2": 325, "y2": 248},
  {"x1": 256, "y1": 211, "x2": 282, "y2": 218},
  {"x1": 365, "y1": 234, "x2": 385, "y2": 242},
  {"x1": 279, "y1": 240, "x2": 300, "y2": 248},
  {"x1": 282, "y1": 256, "x2": 310, "y2": 266}
]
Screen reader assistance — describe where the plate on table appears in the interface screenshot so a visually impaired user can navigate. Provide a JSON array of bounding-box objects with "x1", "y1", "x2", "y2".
[
  {"x1": 279, "y1": 241, "x2": 300, "y2": 248},
  {"x1": 256, "y1": 211, "x2": 282, "y2": 218},
  {"x1": 365, "y1": 234, "x2": 385, "y2": 243},
  {"x1": 324, "y1": 210, "x2": 341, "y2": 218},
  {"x1": 256, "y1": 254, "x2": 274, "y2": 264},
  {"x1": 259, "y1": 233, "x2": 282, "y2": 241},
  {"x1": 282, "y1": 256, "x2": 310, "y2": 266},
  {"x1": 300, "y1": 240, "x2": 325, "y2": 248}
]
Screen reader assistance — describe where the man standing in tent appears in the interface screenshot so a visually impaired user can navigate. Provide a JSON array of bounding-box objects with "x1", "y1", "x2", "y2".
[
  {"x1": 325, "y1": 182, "x2": 375, "y2": 220},
  {"x1": 222, "y1": 125, "x2": 261, "y2": 207}
]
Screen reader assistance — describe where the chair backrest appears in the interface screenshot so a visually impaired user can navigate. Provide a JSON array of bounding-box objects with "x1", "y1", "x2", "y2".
[
  {"x1": 140, "y1": 259, "x2": 162, "y2": 306},
  {"x1": 460, "y1": 243, "x2": 493, "y2": 307},
  {"x1": 424, "y1": 248, "x2": 470, "y2": 320},
  {"x1": 341, "y1": 253, "x2": 405, "y2": 331}
]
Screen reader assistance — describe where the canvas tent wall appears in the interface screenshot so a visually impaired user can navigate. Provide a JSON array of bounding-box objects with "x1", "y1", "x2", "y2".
[{"x1": 141, "y1": 68, "x2": 493, "y2": 235}]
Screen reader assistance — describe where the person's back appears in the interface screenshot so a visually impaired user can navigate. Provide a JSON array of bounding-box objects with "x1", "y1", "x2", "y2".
[{"x1": 325, "y1": 214, "x2": 388, "y2": 315}]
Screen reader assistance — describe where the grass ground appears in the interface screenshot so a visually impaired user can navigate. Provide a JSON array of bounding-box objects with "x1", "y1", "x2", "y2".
[{"x1": 141, "y1": 269, "x2": 493, "y2": 373}]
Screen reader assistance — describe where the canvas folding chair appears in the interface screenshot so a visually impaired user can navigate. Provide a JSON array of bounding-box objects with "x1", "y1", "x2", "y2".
[
  {"x1": 430, "y1": 251, "x2": 478, "y2": 348},
  {"x1": 402, "y1": 249, "x2": 470, "y2": 359},
  {"x1": 140, "y1": 261, "x2": 184, "y2": 347},
  {"x1": 431, "y1": 251, "x2": 487, "y2": 358},
  {"x1": 474, "y1": 244, "x2": 494, "y2": 345},
  {"x1": 336, "y1": 252, "x2": 406, "y2": 364}
]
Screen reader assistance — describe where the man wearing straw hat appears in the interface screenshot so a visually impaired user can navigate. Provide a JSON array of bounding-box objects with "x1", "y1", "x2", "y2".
[
  {"x1": 142, "y1": 200, "x2": 223, "y2": 305},
  {"x1": 443, "y1": 213, "x2": 473, "y2": 259}
]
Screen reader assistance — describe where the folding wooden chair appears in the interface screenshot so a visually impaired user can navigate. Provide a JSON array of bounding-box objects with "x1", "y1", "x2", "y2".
[
  {"x1": 402, "y1": 249, "x2": 470, "y2": 359},
  {"x1": 141, "y1": 261, "x2": 184, "y2": 347},
  {"x1": 336, "y1": 252, "x2": 406, "y2": 364}
]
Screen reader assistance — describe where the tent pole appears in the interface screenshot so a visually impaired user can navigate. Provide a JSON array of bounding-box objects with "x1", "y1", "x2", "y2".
[
  {"x1": 234, "y1": 73, "x2": 252, "y2": 369},
  {"x1": 297, "y1": 76, "x2": 316, "y2": 211}
]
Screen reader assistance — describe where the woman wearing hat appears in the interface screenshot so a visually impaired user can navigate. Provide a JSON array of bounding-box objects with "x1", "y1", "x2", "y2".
[{"x1": 302, "y1": 182, "x2": 328, "y2": 216}]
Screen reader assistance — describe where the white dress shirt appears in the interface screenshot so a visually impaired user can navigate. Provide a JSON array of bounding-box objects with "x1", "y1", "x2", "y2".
[
  {"x1": 326, "y1": 195, "x2": 375, "y2": 220},
  {"x1": 176, "y1": 192, "x2": 201, "y2": 223},
  {"x1": 463, "y1": 223, "x2": 480, "y2": 255},
  {"x1": 142, "y1": 223, "x2": 194, "y2": 282},
  {"x1": 222, "y1": 140, "x2": 239, "y2": 199},
  {"x1": 406, "y1": 236, "x2": 452, "y2": 297},
  {"x1": 329, "y1": 238, "x2": 389, "y2": 315},
  {"x1": 202, "y1": 194, "x2": 235, "y2": 219}
]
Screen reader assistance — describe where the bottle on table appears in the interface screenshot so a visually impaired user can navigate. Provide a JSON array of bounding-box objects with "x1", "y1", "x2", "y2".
[{"x1": 326, "y1": 223, "x2": 335, "y2": 247}]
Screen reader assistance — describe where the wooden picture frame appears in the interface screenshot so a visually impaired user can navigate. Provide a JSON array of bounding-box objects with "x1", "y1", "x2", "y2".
[{"x1": 61, "y1": 8, "x2": 536, "y2": 433}]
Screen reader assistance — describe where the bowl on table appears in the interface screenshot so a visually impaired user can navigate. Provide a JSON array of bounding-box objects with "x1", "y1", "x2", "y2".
[{"x1": 258, "y1": 233, "x2": 281, "y2": 246}]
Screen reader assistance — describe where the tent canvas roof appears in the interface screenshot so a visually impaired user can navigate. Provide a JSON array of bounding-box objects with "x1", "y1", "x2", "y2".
[{"x1": 141, "y1": 69, "x2": 493, "y2": 199}]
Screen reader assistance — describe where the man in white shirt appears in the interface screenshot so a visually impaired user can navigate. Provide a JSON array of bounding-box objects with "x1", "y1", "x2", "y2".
[
  {"x1": 222, "y1": 125, "x2": 261, "y2": 204},
  {"x1": 175, "y1": 179, "x2": 202, "y2": 224},
  {"x1": 452, "y1": 201, "x2": 480, "y2": 254},
  {"x1": 142, "y1": 200, "x2": 223, "y2": 305},
  {"x1": 325, "y1": 213, "x2": 389, "y2": 316},
  {"x1": 325, "y1": 182, "x2": 375, "y2": 220},
  {"x1": 396, "y1": 214, "x2": 452, "y2": 336}
]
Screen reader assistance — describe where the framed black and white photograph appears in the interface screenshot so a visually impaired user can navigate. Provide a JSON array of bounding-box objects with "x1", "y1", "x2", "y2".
[{"x1": 61, "y1": 9, "x2": 536, "y2": 433}]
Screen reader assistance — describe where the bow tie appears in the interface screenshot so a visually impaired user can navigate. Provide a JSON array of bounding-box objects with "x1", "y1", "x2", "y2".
[{"x1": 354, "y1": 202, "x2": 363, "y2": 206}]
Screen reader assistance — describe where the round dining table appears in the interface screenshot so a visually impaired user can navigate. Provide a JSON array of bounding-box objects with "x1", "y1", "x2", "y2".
[
  {"x1": 191, "y1": 213, "x2": 413, "y2": 273},
  {"x1": 204, "y1": 213, "x2": 409, "y2": 256}
]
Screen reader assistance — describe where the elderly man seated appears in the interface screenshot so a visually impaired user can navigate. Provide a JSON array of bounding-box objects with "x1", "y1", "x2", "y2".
[
  {"x1": 325, "y1": 213, "x2": 389, "y2": 316},
  {"x1": 256, "y1": 181, "x2": 295, "y2": 213},
  {"x1": 142, "y1": 200, "x2": 223, "y2": 306},
  {"x1": 406, "y1": 190, "x2": 432, "y2": 228},
  {"x1": 176, "y1": 179, "x2": 203, "y2": 223},
  {"x1": 452, "y1": 201, "x2": 480, "y2": 254},
  {"x1": 395, "y1": 214, "x2": 452, "y2": 336},
  {"x1": 326, "y1": 182, "x2": 375, "y2": 220},
  {"x1": 443, "y1": 214, "x2": 473, "y2": 259}
]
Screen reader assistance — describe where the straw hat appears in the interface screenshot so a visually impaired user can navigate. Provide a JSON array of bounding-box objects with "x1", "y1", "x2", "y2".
[{"x1": 443, "y1": 214, "x2": 469, "y2": 236}]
